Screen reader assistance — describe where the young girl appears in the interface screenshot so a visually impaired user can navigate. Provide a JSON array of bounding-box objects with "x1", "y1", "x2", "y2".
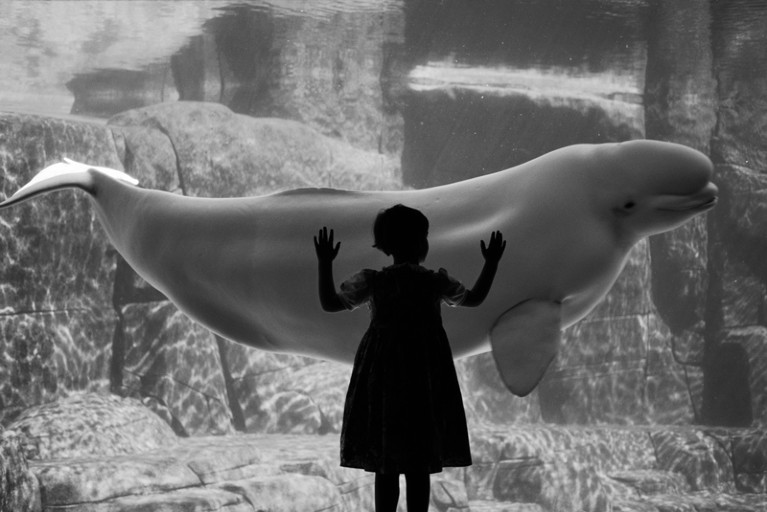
[{"x1": 314, "y1": 204, "x2": 505, "y2": 512}]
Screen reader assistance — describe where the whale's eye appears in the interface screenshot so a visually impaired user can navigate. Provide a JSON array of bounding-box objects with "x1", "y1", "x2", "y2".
[{"x1": 614, "y1": 200, "x2": 637, "y2": 218}]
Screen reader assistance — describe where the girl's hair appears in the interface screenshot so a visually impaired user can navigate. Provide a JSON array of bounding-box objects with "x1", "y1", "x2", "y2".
[{"x1": 373, "y1": 204, "x2": 429, "y2": 260}]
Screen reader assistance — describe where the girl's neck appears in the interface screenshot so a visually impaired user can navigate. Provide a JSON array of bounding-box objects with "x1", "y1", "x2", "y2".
[{"x1": 392, "y1": 256, "x2": 422, "y2": 265}]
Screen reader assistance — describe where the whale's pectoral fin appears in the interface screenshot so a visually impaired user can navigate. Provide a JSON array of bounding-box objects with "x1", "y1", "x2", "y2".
[{"x1": 490, "y1": 299, "x2": 562, "y2": 397}]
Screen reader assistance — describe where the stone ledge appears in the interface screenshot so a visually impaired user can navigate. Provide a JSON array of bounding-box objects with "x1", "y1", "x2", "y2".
[
  {"x1": 22, "y1": 426, "x2": 767, "y2": 512},
  {"x1": 614, "y1": 491, "x2": 767, "y2": 512}
]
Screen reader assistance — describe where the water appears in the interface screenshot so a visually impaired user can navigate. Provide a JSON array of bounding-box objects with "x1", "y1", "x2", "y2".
[
  {"x1": 1, "y1": 0, "x2": 766, "y2": 428},
  {"x1": 0, "y1": 0, "x2": 648, "y2": 128}
]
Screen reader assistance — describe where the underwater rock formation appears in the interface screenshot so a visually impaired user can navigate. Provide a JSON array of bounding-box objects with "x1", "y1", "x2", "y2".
[
  {"x1": 5, "y1": 394, "x2": 767, "y2": 512},
  {"x1": 9, "y1": 393, "x2": 179, "y2": 461},
  {"x1": 703, "y1": 0, "x2": 767, "y2": 427},
  {"x1": 1, "y1": 93, "x2": 765, "y2": 435},
  {"x1": 0, "y1": 113, "x2": 120, "y2": 424},
  {"x1": 0, "y1": 428, "x2": 39, "y2": 512},
  {"x1": 0, "y1": 103, "x2": 402, "y2": 436}
]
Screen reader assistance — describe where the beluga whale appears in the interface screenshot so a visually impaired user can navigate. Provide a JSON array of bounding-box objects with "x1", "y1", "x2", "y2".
[{"x1": 0, "y1": 140, "x2": 717, "y2": 396}]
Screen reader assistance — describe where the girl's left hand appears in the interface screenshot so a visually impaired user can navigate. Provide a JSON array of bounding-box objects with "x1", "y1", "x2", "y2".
[{"x1": 314, "y1": 226, "x2": 341, "y2": 262}]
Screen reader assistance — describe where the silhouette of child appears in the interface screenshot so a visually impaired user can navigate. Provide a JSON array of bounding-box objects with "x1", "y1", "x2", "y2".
[{"x1": 314, "y1": 204, "x2": 505, "y2": 512}]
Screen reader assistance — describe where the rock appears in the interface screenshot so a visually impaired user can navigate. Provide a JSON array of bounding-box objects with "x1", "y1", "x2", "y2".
[
  {"x1": 469, "y1": 426, "x2": 657, "y2": 512},
  {"x1": 69, "y1": 487, "x2": 251, "y2": 512},
  {"x1": 607, "y1": 469, "x2": 688, "y2": 495},
  {"x1": 731, "y1": 429, "x2": 767, "y2": 493},
  {"x1": 104, "y1": 101, "x2": 403, "y2": 436},
  {"x1": 226, "y1": 349, "x2": 349, "y2": 435},
  {"x1": 703, "y1": 0, "x2": 767, "y2": 428},
  {"x1": 0, "y1": 428, "x2": 40, "y2": 512},
  {"x1": 9, "y1": 392, "x2": 178, "y2": 460},
  {"x1": 539, "y1": 312, "x2": 695, "y2": 425},
  {"x1": 493, "y1": 459, "x2": 544, "y2": 503},
  {"x1": 119, "y1": 302, "x2": 235, "y2": 436},
  {"x1": 711, "y1": 2, "x2": 767, "y2": 174},
  {"x1": 218, "y1": 474, "x2": 341, "y2": 512},
  {"x1": 401, "y1": 88, "x2": 641, "y2": 188},
  {"x1": 456, "y1": 353, "x2": 542, "y2": 426},
  {"x1": 18, "y1": 424, "x2": 767, "y2": 512},
  {"x1": 642, "y1": 491, "x2": 767, "y2": 512},
  {"x1": 534, "y1": 241, "x2": 698, "y2": 426},
  {"x1": 649, "y1": 218, "x2": 710, "y2": 336},
  {"x1": 0, "y1": 104, "x2": 407, "y2": 439},
  {"x1": 650, "y1": 428, "x2": 735, "y2": 493},
  {"x1": 68, "y1": 65, "x2": 180, "y2": 118},
  {"x1": 469, "y1": 502, "x2": 544, "y2": 512},
  {"x1": 432, "y1": 472, "x2": 470, "y2": 511},
  {"x1": 171, "y1": 6, "x2": 404, "y2": 155},
  {"x1": 30, "y1": 433, "x2": 358, "y2": 512},
  {"x1": 107, "y1": 102, "x2": 401, "y2": 197},
  {"x1": 0, "y1": 112, "x2": 120, "y2": 425}
]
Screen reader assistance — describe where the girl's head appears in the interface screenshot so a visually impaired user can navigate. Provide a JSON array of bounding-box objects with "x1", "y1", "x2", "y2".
[{"x1": 373, "y1": 204, "x2": 429, "y2": 262}]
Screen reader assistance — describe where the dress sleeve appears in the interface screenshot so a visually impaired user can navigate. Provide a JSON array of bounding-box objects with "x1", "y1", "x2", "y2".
[
  {"x1": 338, "y1": 269, "x2": 374, "y2": 310},
  {"x1": 437, "y1": 268, "x2": 468, "y2": 307}
]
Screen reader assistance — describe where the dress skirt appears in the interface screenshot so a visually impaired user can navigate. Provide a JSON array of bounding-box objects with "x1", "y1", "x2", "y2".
[{"x1": 338, "y1": 264, "x2": 472, "y2": 475}]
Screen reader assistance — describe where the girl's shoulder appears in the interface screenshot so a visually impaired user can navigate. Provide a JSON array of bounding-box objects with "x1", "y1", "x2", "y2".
[{"x1": 351, "y1": 268, "x2": 379, "y2": 281}]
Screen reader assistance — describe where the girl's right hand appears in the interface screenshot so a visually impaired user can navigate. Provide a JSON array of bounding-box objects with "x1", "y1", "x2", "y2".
[
  {"x1": 480, "y1": 230, "x2": 506, "y2": 265},
  {"x1": 314, "y1": 226, "x2": 341, "y2": 262}
]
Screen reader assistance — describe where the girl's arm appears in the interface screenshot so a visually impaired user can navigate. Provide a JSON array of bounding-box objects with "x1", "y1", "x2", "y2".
[
  {"x1": 314, "y1": 227, "x2": 346, "y2": 312},
  {"x1": 462, "y1": 231, "x2": 506, "y2": 307}
]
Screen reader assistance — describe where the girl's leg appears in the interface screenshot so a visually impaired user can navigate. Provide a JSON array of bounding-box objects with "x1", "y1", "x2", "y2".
[
  {"x1": 375, "y1": 472, "x2": 400, "y2": 512},
  {"x1": 405, "y1": 472, "x2": 430, "y2": 512}
]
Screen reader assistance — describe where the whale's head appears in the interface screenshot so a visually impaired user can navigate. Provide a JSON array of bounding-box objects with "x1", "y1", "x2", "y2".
[{"x1": 588, "y1": 140, "x2": 717, "y2": 242}]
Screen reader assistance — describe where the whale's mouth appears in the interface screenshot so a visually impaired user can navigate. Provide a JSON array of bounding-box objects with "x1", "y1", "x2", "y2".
[
  {"x1": 665, "y1": 195, "x2": 718, "y2": 212},
  {"x1": 657, "y1": 182, "x2": 718, "y2": 213}
]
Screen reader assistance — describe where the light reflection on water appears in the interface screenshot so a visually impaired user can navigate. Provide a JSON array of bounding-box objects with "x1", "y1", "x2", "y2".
[{"x1": 0, "y1": 0, "x2": 653, "y2": 118}]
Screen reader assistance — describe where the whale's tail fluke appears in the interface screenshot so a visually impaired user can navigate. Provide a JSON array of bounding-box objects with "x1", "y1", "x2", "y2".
[{"x1": 0, "y1": 158, "x2": 140, "y2": 209}]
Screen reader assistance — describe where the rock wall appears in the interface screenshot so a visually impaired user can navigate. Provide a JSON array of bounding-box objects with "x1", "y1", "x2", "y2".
[
  {"x1": 6, "y1": 395, "x2": 767, "y2": 512},
  {"x1": 3, "y1": 0, "x2": 767, "y2": 438},
  {"x1": 2, "y1": 66, "x2": 767, "y2": 437},
  {"x1": 0, "y1": 428, "x2": 39, "y2": 512},
  {"x1": 706, "y1": 0, "x2": 767, "y2": 427},
  {"x1": 0, "y1": 102, "x2": 408, "y2": 436},
  {"x1": 0, "y1": 113, "x2": 121, "y2": 424},
  {"x1": 396, "y1": 0, "x2": 767, "y2": 428}
]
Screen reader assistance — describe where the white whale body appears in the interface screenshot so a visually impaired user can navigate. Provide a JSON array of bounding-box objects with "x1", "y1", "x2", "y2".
[{"x1": 0, "y1": 140, "x2": 717, "y2": 396}]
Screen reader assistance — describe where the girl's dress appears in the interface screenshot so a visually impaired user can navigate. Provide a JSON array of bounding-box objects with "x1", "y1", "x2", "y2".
[{"x1": 337, "y1": 263, "x2": 472, "y2": 475}]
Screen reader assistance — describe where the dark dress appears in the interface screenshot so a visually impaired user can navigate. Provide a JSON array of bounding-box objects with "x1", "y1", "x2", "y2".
[{"x1": 337, "y1": 263, "x2": 472, "y2": 475}]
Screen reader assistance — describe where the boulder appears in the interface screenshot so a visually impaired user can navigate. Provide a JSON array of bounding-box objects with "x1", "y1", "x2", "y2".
[
  {"x1": 226, "y1": 348, "x2": 349, "y2": 435},
  {"x1": 0, "y1": 112, "x2": 120, "y2": 425},
  {"x1": 731, "y1": 428, "x2": 767, "y2": 493},
  {"x1": 8, "y1": 392, "x2": 178, "y2": 461},
  {"x1": 650, "y1": 428, "x2": 734, "y2": 492},
  {"x1": 468, "y1": 425, "x2": 656, "y2": 512},
  {"x1": 29, "y1": 432, "x2": 366, "y2": 512},
  {"x1": 11, "y1": 414, "x2": 765, "y2": 512},
  {"x1": 401, "y1": 88, "x2": 641, "y2": 188},
  {"x1": 456, "y1": 352, "x2": 542, "y2": 426},
  {"x1": 537, "y1": 241, "x2": 698, "y2": 425},
  {"x1": 107, "y1": 101, "x2": 401, "y2": 197},
  {"x1": 0, "y1": 428, "x2": 40, "y2": 512},
  {"x1": 119, "y1": 302, "x2": 234, "y2": 436}
]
